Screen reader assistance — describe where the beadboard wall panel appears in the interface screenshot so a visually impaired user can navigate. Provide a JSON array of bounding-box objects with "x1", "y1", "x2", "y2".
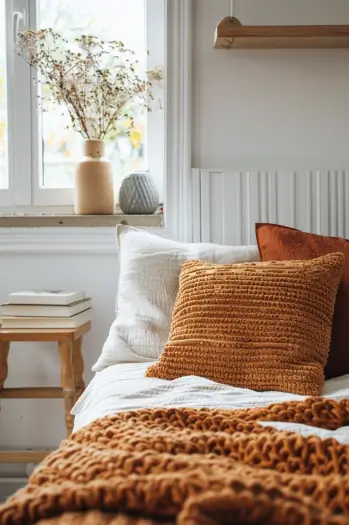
[{"x1": 193, "y1": 170, "x2": 349, "y2": 245}]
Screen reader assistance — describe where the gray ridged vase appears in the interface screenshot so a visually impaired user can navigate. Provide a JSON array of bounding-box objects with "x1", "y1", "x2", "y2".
[{"x1": 119, "y1": 171, "x2": 159, "y2": 215}]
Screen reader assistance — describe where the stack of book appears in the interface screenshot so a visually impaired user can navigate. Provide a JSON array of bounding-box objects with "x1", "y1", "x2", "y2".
[{"x1": 0, "y1": 291, "x2": 92, "y2": 329}]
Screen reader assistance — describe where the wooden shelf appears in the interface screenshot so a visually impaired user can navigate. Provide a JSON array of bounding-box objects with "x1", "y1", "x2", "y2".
[
  {"x1": 0, "y1": 321, "x2": 91, "y2": 342},
  {"x1": 0, "y1": 451, "x2": 50, "y2": 463},
  {"x1": 0, "y1": 387, "x2": 63, "y2": 399},
  {"x1": 214, "y1": 18, "x2": 349, "y2": 49}
]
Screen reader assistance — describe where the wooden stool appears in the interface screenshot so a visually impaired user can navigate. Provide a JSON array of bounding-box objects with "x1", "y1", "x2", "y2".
[{"x1": 0, "y1": 322, "x2": 90, "y2": 464}]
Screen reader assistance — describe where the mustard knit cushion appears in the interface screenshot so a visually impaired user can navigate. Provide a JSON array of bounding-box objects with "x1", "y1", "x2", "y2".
[{"x1": 146, "y1": 253, "x2": 344, "y2": 395}]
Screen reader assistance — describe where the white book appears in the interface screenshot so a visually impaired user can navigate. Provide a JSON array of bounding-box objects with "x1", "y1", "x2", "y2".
[
  {"x1": 8, "y1": 291, "x2": 85, "y2": 306},
  {"x1": 1, "y1": 309, "x2": 92, "y2": 329},
  {"x1": 1, "y1": 299, "x2": 92, "y2": 318}
]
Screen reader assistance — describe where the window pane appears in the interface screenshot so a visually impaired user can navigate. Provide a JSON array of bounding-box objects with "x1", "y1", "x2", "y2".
[
  {"x1": 38, "y1": 0, "x2": 146, "y2": 193},
  {"x1": 0, "y1": 0, "x2": 9, "y2": 189}
]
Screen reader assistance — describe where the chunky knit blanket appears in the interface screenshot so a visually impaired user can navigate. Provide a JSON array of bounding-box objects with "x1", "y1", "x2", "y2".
[{"x1": 1, "y1": 398, "x2": 349, "y2": 525}]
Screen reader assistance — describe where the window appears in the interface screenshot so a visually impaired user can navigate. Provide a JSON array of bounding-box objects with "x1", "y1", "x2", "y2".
[
  {"x1": 0, "y1": 0, "x2": 8, "y2": 190},
  {"x1": 1, "y1": 0, "x2": 164, "y2": 211}
]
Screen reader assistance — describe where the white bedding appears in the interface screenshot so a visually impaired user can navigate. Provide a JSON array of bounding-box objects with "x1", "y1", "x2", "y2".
[{"x1": 72, "y1": 363, "x2": 349, "y2": 444}]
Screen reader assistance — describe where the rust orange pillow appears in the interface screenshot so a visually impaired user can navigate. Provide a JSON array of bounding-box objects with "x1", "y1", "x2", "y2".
[
  {"x1": 256, "y1": 223, "x2": 349, "y2": 379},
  {"x1": 146, "y1": 254, "x2": 344, "y2": 395}
]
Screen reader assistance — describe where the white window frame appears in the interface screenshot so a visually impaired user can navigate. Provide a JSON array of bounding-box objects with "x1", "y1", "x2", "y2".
[
  {"x1": 0, "y1": 0, "x2": 192, "y2": 253},
  {"x1": 0, "y1": 0, "x2": 31, "y2": 208},
  {"x1": 1, "y1": 0, "x2": 165, "y2": 212}
]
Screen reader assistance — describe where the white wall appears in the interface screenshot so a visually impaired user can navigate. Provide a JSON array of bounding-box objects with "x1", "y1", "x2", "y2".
[
  {"x1": 193, "y1": 0, "x2": 349, "y2": 170},
  {"x1": 0, "y1": 252, "x2": 118, "y2": 473}
]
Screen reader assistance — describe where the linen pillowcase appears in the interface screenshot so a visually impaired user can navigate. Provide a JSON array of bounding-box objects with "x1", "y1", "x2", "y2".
[
  {"x1": 92, "y1": 225, "x2": 259, "y2": 371},
  {"x1": 256, "y1": 222, "x2": 349, "y2": 379},
  {"x1": 146, "y1": 254, "x2": 344, "y2": 396}
]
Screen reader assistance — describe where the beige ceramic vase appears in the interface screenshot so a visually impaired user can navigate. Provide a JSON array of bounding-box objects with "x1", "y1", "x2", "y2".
[{"x1": 74, "y1": 139, "x2": 115, "y2": 215}]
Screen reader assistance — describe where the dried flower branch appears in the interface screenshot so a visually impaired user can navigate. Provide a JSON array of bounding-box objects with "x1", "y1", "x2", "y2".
[{"x1": 16, "y1": 29, "x2": 163, "y2": 139}]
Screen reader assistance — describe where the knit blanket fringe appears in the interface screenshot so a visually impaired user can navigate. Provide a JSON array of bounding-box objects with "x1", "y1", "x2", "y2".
[{"x1": 1, "y1": 397, "x2": 349, "y2": 525}]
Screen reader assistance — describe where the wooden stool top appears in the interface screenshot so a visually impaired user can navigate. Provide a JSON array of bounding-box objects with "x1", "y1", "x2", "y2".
[{"x1": 0, "y1": 322, "x2": 91, "y2": 342}]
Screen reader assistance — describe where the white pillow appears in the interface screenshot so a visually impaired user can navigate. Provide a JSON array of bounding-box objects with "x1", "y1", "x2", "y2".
[{"x1": 92, "y1": 225, "x2": 259, "y2": 371}]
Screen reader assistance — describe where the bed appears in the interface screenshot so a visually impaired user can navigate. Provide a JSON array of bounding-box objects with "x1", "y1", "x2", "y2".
[
  {"x1": 73, "y1": 362, "x2": 349, "y2": 444},
  {"x1": 2, "y1": 225, "x2": 349, "y2": 524},
  {"x1": 2, "y1": 366, "x2": 349, "y2": 525}
]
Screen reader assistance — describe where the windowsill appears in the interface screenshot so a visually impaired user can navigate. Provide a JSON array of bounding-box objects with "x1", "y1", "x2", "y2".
[
  {"x1": 0, "y1": 208, "x2": 165, "y2": 254},
  {"x1": 0, "y1": 212, "x2": 163, "y2": 228}
]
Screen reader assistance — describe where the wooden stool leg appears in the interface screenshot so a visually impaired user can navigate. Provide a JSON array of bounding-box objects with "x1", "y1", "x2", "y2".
[
  {"x1": 58, "y1": 341, "x2": 75, "y2": 437},
  {"x1": 72, "y1": 337, "x2": 85, "y2": 402},
  {"x1": 0, "y1": 342, "x2": 10, "y2": 389}
]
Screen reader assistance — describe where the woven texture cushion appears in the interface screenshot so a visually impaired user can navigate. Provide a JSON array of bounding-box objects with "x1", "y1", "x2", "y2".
[
  {"x1": 92, "y1": 226, "x2": 259, "y2": 371},
  {"x1": 256, "y1": 223, "x2": 349, "y2": 379},
  {"x1": 146, "y1": 254, "x2": 344, "y2": 395}
]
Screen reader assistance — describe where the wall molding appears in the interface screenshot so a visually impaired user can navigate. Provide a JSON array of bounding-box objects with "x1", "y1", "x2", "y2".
[
  {"x1": 163, "y1": 0, "x2": 192, "y2": 242},
  {"x1": 193, "y1": 169, "x2": 349, "y2": 245},
  {"x1": 0, "y1": 228, "x2": 118, "y2": 254}
]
